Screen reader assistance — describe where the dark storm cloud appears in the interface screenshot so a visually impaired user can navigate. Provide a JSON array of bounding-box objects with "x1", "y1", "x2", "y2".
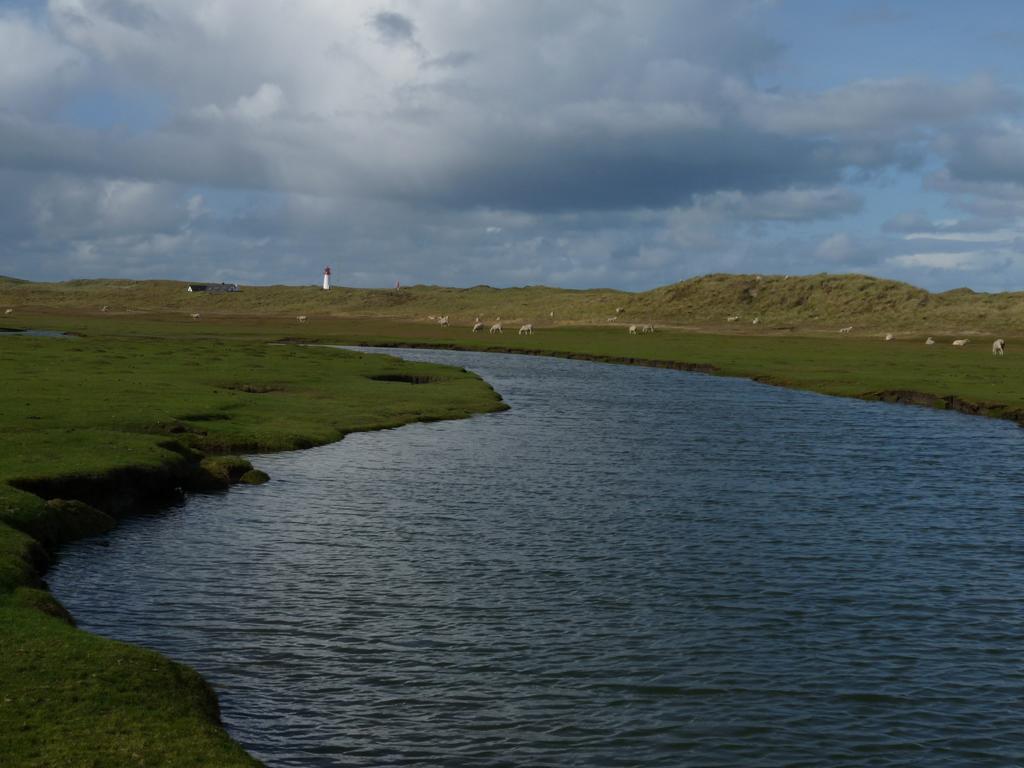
[
  {"x1": 946, "y1": 125, "x2": 1024, "y2": 186},
  {"x1": 415, "y1": 127, "x2": 843, "y2": 213},
  {"x1": 0, "y1": 113, "x2": 277, "y2": 192},
  {"x1": 371, "y1": 11, "x2": 418, "y2": 46}
]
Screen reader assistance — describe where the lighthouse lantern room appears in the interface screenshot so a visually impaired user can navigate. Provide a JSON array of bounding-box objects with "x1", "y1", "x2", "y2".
[{"x1": 323, "y1": 266, "x2": 331, "y2": 291}]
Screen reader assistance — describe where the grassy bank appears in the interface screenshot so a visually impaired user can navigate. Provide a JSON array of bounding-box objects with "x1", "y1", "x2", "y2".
[{"x1": 0, "y1": 332, "x2": 506, "y2": 767}]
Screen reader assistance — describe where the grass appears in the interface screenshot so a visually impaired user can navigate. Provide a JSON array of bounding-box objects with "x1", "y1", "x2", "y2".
[{"x1": 0, "y1": 331, "x2": 505, "y2": 767}]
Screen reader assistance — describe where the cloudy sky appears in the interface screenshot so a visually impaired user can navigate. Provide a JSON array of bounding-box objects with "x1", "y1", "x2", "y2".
[{"x1": 2, "y1": 0, "x2": 1024, "y2": 291}]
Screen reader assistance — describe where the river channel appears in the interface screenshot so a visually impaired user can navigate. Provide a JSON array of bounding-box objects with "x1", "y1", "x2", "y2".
[{"x1": 49, "y1": 347, "x2": 1024, "y2": 766}]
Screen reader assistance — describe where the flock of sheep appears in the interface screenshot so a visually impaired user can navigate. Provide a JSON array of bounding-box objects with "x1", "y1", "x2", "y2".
[
  {"x1": 837, "y1": 326, "x2": 1006, "y2": 355},
  {"x1": 424, "y1": 310, "x2": 656, "y2": 336},
  {"x1": 724, "y1": 313, "x2": 1009, "y2": 356}
]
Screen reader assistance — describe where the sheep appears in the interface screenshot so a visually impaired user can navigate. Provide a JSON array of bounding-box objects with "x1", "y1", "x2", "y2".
[
  {"x1": 616, "y1": 307, "x2": 624, "y2": 314},
  {"x1": 190, "y1": 313, "x2": 201, "y2": 320},
  {"x1": 884, "y1": 333, "x2": 894, "y2": 341},
  {"x1": 101, "y1": 305, "x2": 109, "y2": 312},
  {"x1": 489, "y1": 322, "x2": 503, "y2": 334},
  {"x1": 3, "y1": 308, "x2": 12, "y2": 315},
  {"x1": 606, "y1": 316, "x2": 618, "y2": 322},
  {"x1": 628, "y1": 324, "x2": 638, "y2": 335},
  {"x1": 752, "y1": 317, "x2": 760, "y2": 325},
  {"x1": 641, "y1": 324, "x2": 654, "y2": 334},
  {"x1": 993, "y1": 338, "x2": 1006, "y2": 356},
  {"x1": 472, "y1": 322, "x2": 484, "y2": 333},
  {"x1": 925, "y1": 337, "x2": 935, "y2": 345},
  {"x1": 839, "y1": 326, "x2": 853, "y2": 334},
  {"x1": 726, "y1": 315, "x2": 740, "y2": 322},
  {"x1": 427, "y1": 315, "x2": 436, "y2": 321},
  {"x1": 952, "y1": 339, "x2": 969, "y2": 347},
  {"x1": 297, "y1": 315, "x2": 308, "y2": 323},
  {"x1": 439, "y1": 315, "x2": 449, "y2": 327},
  {"x1": 519, "y1": 323, "x2": 533, "y2": 335}
]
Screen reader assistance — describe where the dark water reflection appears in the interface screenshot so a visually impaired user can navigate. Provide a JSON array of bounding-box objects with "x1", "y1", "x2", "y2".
[{"x1": 49, "y1": 348, "x2": 1024, "y2": 766}]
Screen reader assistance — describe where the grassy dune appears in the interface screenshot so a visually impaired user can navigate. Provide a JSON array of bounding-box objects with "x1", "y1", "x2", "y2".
[
  {"x1": 0, "y1": 332, "x2": 506, "y2": 767},
  {"x1": 4, "y1": 272, "x2": 1024, "y2": 333}
]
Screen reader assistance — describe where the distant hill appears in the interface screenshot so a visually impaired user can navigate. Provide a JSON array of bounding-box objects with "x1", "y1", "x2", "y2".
[{"x1": 1, "y1": 273, "x2": 1022, "y2": 333}]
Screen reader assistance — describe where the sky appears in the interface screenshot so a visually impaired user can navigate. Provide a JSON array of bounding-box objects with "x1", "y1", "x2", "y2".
[{"x1": 2, "y1": 1, "x2": 1024, "y2": 292}]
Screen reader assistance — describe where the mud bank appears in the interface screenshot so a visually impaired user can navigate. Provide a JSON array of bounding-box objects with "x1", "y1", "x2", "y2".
[
  {"x1": 864, "y1": 390, "x2": 1024, "y2": 426},
  {"x1": 11, "y1": 450, "x2": 267, "y2": 605}
]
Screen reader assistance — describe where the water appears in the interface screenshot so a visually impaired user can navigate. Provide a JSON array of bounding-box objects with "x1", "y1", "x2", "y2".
[{"x1": 48, "y1": 348, "x2": 1024, "y2": 766}]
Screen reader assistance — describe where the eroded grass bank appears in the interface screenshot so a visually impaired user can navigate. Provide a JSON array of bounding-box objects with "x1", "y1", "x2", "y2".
[{"x1": 0, "y1": 333, "x2": 506, "y2": 767}]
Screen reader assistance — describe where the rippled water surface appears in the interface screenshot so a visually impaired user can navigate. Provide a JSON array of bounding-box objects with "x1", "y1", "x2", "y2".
[{"x1": 49, "y1": 348, "x2": 1024, "y2": 766}]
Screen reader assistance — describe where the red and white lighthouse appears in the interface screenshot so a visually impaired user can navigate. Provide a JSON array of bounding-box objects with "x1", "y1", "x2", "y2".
[{"x1": 322, "y1": 266, "x2": 331, "y2": 291}]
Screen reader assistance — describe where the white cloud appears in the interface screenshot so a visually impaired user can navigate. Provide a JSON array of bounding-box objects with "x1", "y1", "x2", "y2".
[{"x1": 888, "y1": 250, "x2": 1006, "y2": 271}]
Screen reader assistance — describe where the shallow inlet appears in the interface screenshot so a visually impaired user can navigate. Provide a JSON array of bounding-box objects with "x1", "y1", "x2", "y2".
[{"x1": 50, "y1": 348, "x2": 1024, "y2": 767}]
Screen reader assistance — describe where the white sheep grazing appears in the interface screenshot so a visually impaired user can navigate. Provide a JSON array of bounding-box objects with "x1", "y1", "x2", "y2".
[
  {"x1": 616, "y1": 307, "x2": 625, "y2": 314},
  {"x1": 925, "y1": 337, "x2": 935, "y2": 345},
  {"x1": 297, "y1": 315, "x2": 308, "y2": 323},
  {"x1": 839, "y1": 326, "x2": 853, "y2": 334},
  {"x1": 752, "y1": 317, "x2": 760, "y2": 325},
  {"x1": 884, "y1": 333, "x2": 894, "y2": 341},
  {"x1": 489, "y1": 322, "x2": 503, "y2": 334},
  {"x1": 472, "y1": 322, "x2": 483, "y2": 333},
  {"x1": 190, "y1": 313, "x2": 201, "y2": 320},
  {"x1": 993, "y1": 338, "x2": 1006, "y2": 356},
  {"x1": 3, "y1": 308, "x2": 12, "y2": 315},
  {"x1": 439, "y1": 315, "x2": 449, "y2": 327},
  {"x1": 642, "y1": 324, "x2": 654, "y2": 334},
  {"x1": 628, "y1": 324, "x2": 638, "y2": 335},
  {"x1": 726, "y1": 315, "x2": 740, "y2": 322},
  {"x1": 952, "y1": 339, "x2": 969, "y2": 347},
  {"x1": 101, "y1": 305, "x2": 109, "y2": 312},
  {"x1": 606, "y1": 316, "x2": 618, "y2": 322},
  {"x1": 519, "y1": 323, "x2": 533, "y2": 335}
]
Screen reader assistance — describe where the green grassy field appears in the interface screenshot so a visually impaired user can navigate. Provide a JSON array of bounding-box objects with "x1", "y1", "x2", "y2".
[{"x1": 0, "y1": 331, "x2": 506, "y2": 767}]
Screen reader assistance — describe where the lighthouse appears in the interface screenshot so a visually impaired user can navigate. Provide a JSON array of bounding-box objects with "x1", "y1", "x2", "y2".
[{"x1": 322, "y1": 266, "x2": 331, "y2": 291}]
